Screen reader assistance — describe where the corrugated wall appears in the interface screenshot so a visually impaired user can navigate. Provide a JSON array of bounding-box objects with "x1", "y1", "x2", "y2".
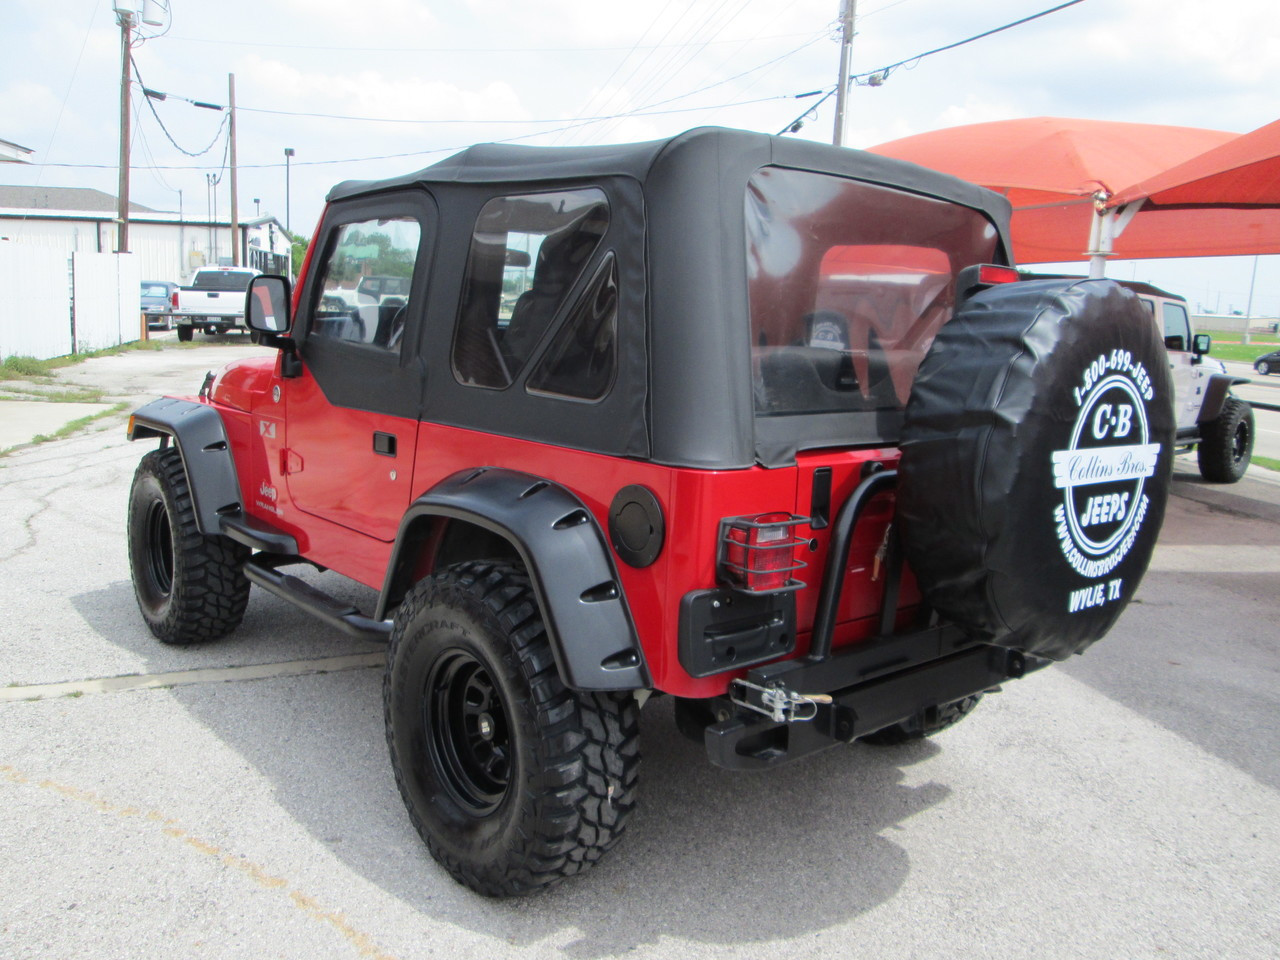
[{"x1": 0, "y1": 246, "x2": 72, "y2": 360}]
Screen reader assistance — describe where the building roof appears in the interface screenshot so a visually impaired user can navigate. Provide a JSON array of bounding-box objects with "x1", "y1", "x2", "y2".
[
  {"x1": 1, "y1": 139, "x2": 34, "y2": 163},
  {"x1": 0, "y1": 185, "x2": 156, "y2": 214}
]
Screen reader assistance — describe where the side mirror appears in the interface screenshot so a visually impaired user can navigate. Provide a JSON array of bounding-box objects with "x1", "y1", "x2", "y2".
[
  {"x1": 1192, "y1": 333, "x2": 1211, "y2": 356},
  {"x1": 245, "y1": 275, "x2": 293, "y2": 335}
]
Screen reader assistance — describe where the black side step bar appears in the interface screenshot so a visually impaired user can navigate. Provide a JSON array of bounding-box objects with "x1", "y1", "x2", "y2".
[{"x1": 243, "y1": 558, "x2": 392, "y2": 643}]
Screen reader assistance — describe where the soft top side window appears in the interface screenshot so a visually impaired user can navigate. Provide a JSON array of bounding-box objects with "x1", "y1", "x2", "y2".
[{"x1": 452, "y1": 188, "x2": 609, "y2": 389}]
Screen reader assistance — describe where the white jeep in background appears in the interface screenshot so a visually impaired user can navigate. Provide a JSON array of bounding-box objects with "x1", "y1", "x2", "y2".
[{"x1": 1029, "y1": 276, "x2": 1255, "y2": 483}]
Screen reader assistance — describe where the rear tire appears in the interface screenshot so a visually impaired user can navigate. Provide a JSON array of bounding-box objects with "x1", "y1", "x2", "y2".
[
  {"x1": 384, "y1": 560, "x2": 640, "y2": 897},
  {"x1": 1197, "y1": 397, "x2": 1254, "y2": 483},
  {"x1": 177, "y1": 326, "x2": 193, "y2": 342},
  {"x1": 127, "y1": 448, "x2": 250, "y2": 644},
  {"x1": 860, "y1": 695, "x2": 983, "y2": 746},
  {"x1": 1256, "y1": 360, "x2": 1271, "y2": 376}
]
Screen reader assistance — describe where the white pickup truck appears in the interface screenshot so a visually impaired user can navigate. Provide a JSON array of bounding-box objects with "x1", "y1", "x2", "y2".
[{"x1": 171, "y1": 267, "x2": 260, "y2": 341}]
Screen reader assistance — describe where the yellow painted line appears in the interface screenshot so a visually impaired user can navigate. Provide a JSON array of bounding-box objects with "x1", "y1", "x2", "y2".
[
  {"x1": 0, "y1": 652, "x2": 386, "y2": 703},
  {"x1": 0, "y1": 763, "x2": 401, "y2": 960}
]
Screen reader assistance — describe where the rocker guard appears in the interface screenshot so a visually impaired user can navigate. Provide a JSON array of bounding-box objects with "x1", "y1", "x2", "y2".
[
  {"x1": 381, "y1": 468, "x2": 650, "y2": 692},
  {"x1": 706, "y1": 626, "x2": 1049, "y2": 770}
]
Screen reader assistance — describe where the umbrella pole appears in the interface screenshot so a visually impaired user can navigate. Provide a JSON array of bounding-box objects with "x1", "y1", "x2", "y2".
[{"x1": 1087, "y1": 199, "x2": 1145, "y2": 279}]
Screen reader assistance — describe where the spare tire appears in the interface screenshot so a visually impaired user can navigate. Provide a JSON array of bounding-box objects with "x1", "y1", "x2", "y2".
[{"x1": 898, "y1": 278, "x2": 1175, "y2": 661}]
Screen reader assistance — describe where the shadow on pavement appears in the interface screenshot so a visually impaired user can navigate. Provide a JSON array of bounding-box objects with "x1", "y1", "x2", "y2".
[{"x1": 79, "y1": 578, "x2": 951, "y2": 953}]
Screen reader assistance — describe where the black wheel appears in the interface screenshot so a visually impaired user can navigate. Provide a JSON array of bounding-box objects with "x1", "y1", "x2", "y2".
[
  {"x1": 859, "y1": 695, "x2": 983, "y2": 746},
  {"x1": 1256, "y1": 360, "x2": 1271, "y2": 376},
  {"x1": 127, "y1": 448, "x2": 250, "y2": 644},
  {"x1": 1198, "y1": 397, "x2": 1254, "y2": 483},
  {"x1": 384, "y1": 561, "x2": 640, "y2": 897},
  {"x1": 177, "y1": 326, "x2": 193, "y2": 342}
]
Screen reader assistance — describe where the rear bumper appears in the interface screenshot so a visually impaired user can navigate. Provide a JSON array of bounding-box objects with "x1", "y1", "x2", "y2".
[{"x1": 704, "y1": 624, "x2": 1049, "y2": 770}]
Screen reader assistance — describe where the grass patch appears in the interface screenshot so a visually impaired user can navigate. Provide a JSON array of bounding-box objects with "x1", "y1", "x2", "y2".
[
  {"x1": 0, "y1": 385, "x2": 107, "y2": 403},
  {"x1": 1252, "y1": 455, "x2": 1280, "y2": 473},
  {"x1": 1, "y1": 338, "x2": 175, "y2": 382},
  {"x1": 13, "y1": 401, "x2": 130, "y2": 452}
]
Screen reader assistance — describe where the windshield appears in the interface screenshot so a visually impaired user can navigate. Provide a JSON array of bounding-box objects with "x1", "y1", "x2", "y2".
[{"x1": 746, "y1": 167, "x2": 1000, "y2": 420}]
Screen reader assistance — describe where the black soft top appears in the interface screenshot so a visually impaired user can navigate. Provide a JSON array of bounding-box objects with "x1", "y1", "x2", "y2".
[
  {"x1": 329, "y1": 127, "x2": 1009, "y2": 224},
  {"x1": 323, "y1": 128, "x2": 1015, "y2": 470}
]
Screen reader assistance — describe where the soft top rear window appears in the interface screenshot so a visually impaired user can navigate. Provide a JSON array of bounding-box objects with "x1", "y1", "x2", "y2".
[{"x1": 746, "y1": 167, "x2": 1000, "y2": 421}]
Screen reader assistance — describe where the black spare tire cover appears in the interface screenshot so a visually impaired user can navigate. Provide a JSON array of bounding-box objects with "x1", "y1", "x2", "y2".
[{"x1": 899, "y1": 278, "x2": 1175, "y2": 661}]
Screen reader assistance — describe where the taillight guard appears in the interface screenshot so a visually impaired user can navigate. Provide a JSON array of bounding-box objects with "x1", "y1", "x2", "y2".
[{"x1": 718, "y1": 513, "x2": 810, "y2": 595}]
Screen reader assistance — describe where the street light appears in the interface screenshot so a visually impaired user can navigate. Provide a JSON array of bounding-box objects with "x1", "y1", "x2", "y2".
[{"x1": 284, "y1": 147, "x2": 295, "y2": 234}]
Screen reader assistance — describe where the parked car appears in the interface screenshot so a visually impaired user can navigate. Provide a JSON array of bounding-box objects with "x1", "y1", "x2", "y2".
[
  {"x1": 140, "y1": 280, "x2": 178, "y2": 330},
  {"x1": 1254, "y1": 349, "x2": 1280, "y2": 376},
  {"x1": 126, "y1": 127, "x2": 1176, "y2": 897},
  {"x1": 171, "y1": 267, "x2": 260, "y2": 341}
]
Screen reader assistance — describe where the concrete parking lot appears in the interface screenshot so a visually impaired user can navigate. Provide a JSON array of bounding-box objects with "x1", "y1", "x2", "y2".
[{"x1": 1, "y1": 343, "x2": 1278, "y2": 960}]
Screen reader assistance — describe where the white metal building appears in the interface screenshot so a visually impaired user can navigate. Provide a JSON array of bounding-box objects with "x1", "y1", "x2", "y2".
[{"x1": 0, "y1": 185, "x2": 292, "y2": 283}]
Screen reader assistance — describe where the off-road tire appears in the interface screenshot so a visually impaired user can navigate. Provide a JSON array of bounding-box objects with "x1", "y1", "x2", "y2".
[
  {"x1": 127, "y1": 448, "x2": 250, "y2": 644},
  {"x1": 176, "y1": 326, "x2": 193, "y2": 342},
  {"x1": 1197, "y1": 397, "x2": 1254, "y2": 483},
  {"x1": 859, "y1": 695, "x2": 983, "y2": 746},
  {"x1": 384, "y1": 560, "x2": 640, "y2": 897}
]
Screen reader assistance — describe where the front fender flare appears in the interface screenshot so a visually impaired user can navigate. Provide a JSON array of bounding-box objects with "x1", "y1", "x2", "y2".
[
  {"x1": 1197, "y1": 373, "x2": 1250, "y2": 424},
  {"x1": 379, "y1": 468, "x2": 650, "y2": 692},
  {"x1": 128, "y1": 397, "x2": 242, "y2": 534}
]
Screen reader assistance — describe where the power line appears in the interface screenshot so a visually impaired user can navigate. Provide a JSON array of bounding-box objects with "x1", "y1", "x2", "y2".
[
  {"x1": 160, "y1": 30, "x2": 820, "y2": 54},
  {"x1": 777, "y1": 0, "x2": 1089, "y2": 136}
]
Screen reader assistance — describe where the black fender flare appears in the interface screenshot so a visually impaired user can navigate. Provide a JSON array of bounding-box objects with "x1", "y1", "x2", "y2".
[
  {"x1": 379, "y1": 468, "x2": 650, "y2": 692},
  {"x1": 1196, "y1": 373, "x2": 1250, "y2": 424},
  {"x1": 128, "y1": 397, "x2": 243, "y2": 534}
]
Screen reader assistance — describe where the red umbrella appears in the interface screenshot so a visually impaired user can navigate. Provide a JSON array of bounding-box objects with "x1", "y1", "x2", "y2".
[
  {"x1": 868, "y1": 116, "x2": 1280, "y2": 266},
  {"x1": 1108, "y1": 117, "x2": 1280, "y2": 209}
]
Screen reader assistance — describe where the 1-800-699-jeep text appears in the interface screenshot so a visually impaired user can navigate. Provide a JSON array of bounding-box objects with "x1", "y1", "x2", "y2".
[{"x1": 125, "y1": 127, "x2": 1175, "y2": 897}]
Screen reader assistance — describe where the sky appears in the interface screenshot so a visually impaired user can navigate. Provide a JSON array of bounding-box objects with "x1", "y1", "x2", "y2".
[{"x1": 3, "y1": 0, "x2": 1278, "y2": 315}]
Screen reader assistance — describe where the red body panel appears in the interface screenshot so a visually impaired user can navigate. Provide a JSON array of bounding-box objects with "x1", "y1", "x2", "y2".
[{"x1": 209, "y1": 354, "x2": 916, "y2": 697}]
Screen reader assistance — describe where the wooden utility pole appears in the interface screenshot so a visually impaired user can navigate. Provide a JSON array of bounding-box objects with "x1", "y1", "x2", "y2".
[
  {"x1": 832, "y1": 0, "x2": 857, "y2": 147},
  {"x1": 116, "y1": 9, "x2": 133, "y2": 253},
  {"x1": 229, "y1": 73, "x2": 240, "y2": 266}
]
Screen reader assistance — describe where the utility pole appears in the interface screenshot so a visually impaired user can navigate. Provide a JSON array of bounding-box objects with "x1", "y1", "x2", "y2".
[
  {"x1": 1243, "y1": 254, "x2": 1259, "y2": 345},
  {"x1": 832, "y1": 0, "x2": 858, "y2": 147},
  {"x1": 115, "y1": 4, "x2": 134, "y2": 253},
  {"x1": 284, "y1": 147, "x2": 295, "y2": 234},
  {"x1": 229, "y1": 73, "x2": 240, "y2": 266}
]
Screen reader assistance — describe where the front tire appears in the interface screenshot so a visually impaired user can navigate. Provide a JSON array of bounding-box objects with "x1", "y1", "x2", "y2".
[
  {"x1": 127, "y1": 448, "x2": 250, "y2": 644},
  {"x1": 384, "y1": 561, "x2": 640, "y2": 897},
  {"x1": 1197, "y1": 397, "x2": 1254, "y2": 483},
  {"x1": 1257, "y1": 360, "x2": 1271, "y2": 376}
]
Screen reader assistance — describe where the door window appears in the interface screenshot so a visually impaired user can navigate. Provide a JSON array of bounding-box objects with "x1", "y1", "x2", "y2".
[
  {"x1": 1162, "y1": 301, "x2": 1191, "y2": 347},
  {"x1": 310, "y1": 217, "x2": 421, "y2": 352}
]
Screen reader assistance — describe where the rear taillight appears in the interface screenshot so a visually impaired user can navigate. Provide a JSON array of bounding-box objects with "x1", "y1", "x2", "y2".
[
  {"x1": 977, "y1": 264, "x2": 1020, "y2": 285},
  {"x1": 719, "y1": 513, "x2": 808, "y2": 594},
  {"x1": 170, "y1": 291, "x2": 179, "y2": 308}
]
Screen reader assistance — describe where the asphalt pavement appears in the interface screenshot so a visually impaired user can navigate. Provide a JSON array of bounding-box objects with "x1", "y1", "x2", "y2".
[{"x1": 1, "y1": 342, "x2": 1278, "y2": 960}]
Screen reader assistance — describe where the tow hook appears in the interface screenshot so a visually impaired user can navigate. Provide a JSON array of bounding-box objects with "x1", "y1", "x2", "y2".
[{"x1": 730, "y1": 678, "x2": 833, "y2": 724}]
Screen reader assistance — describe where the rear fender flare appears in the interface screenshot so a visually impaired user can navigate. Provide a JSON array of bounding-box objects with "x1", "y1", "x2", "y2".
[
  {"x1": 128, "y1": 397, "x2": 242, "y2": 534},
  {"x1": 379, "y1": 468, "x2": 650, "y2": 692}
]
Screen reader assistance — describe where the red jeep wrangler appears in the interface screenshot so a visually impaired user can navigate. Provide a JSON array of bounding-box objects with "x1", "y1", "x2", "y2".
[{"x1": 126, "y1": 127, "x2": 1175, "y2": 896}]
